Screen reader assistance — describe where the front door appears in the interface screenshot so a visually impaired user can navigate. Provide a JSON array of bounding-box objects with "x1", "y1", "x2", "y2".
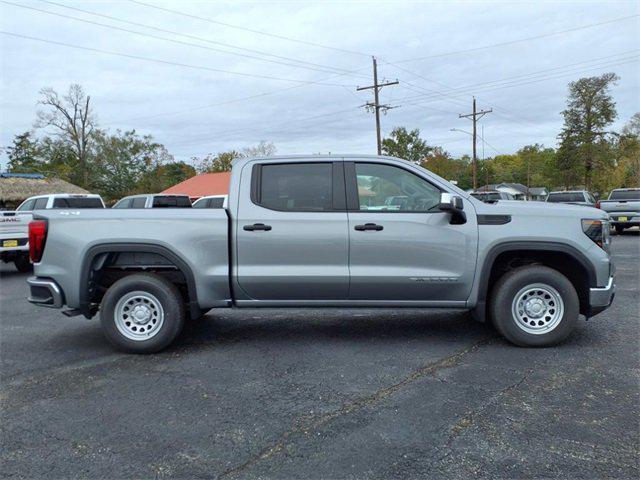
[
  {"x1": 236, "y1": 161, "x2": 349, "y2": 301},
  {"x1": 346, "y1": 161, "x2": 477, "y2": 303}
]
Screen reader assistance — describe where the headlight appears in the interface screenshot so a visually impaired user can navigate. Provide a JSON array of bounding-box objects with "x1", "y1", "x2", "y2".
[{"x1": 582, "y1": 219, "x2": 610, "y2": 251}]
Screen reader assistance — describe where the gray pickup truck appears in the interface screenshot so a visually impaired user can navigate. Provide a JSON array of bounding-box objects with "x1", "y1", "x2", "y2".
[
  {"x1": 26, "y1": 155, "x2": 615, "y2": 353},
  {"x1": 597, "y1": 188, "x2": 640, "y2": 234}
]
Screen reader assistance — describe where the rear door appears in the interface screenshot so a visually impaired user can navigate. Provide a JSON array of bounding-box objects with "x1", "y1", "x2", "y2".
[
  {"x1": 235, "y1": 160, "x2": 349, "y2": 301},
  {"x1": 345, "y1": 161, "x2": 478, "y2": 303}
]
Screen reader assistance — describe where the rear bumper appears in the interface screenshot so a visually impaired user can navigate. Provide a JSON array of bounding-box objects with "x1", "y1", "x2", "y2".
[
  {"x1": 27, "y1": 276, "x2": 64, "y2": 308},
  {"x1": 609, "y1": 214, "x2": 640, "y2": 226},
  {"x1": 588, "y1": 276, "x2": 615, "y2": 317}
]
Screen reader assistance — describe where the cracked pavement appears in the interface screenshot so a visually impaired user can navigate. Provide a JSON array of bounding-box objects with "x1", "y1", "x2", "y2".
[{"x1": 1, "y1": 232, "x2": 638, "y2": 479}]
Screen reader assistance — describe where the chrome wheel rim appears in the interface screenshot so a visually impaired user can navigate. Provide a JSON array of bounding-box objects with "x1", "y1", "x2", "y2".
[
  {"x1": 114, "y1": 291, "x2": 164, "y2": 341},
  {"x1": 511, "y1": 283, "x2": 564, "y2": 335}
]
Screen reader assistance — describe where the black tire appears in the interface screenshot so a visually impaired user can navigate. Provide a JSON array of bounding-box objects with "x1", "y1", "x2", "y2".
[
  {"x1": 100, "y1": 273, "x2": 186, "y2": 353},
  {"x1": 614, "y1": 225, "x2": 625, "y2": 235},
  {"x1": 490, "y1": 265, "x2": 579, "y2": 347},
  {"x1": 14, "y1": 254, "x2": 32, "y2": 273}
]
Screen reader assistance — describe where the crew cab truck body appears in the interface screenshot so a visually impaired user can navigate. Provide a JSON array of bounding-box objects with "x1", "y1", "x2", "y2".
[
  {"x1": 27, "y1": 155, "x2": 616, "y2": 353},
  {"x1": 597, "y1": 188, "x2": 640, "y2": 234}
]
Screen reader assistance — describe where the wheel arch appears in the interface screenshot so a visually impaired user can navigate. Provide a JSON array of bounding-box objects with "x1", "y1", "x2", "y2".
[
  {"x1": 473, "y1": 241, "x2": 597, "y2": 321},
  {"x1": 79, "y1": 243, "x2": 200, "y2": 319}
]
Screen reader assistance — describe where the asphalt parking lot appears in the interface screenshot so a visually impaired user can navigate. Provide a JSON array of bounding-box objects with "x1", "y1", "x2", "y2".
[{"x1": 1, "y1": 232, "x2": 638, "y2": 479}]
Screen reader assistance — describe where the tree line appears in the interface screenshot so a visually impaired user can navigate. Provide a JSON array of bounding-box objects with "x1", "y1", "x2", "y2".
[{"x1": 4, "y1": 73, "x2": 639, "y2": 202}]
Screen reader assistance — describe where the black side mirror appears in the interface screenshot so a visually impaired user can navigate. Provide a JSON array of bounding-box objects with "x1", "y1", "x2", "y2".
[{"x1": 438, "y1": 193, "x2": 466, "y2": 225}]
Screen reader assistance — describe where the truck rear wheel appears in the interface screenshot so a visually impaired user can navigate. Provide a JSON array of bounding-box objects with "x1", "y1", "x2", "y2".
[
  {"x1": 490, "y1": 265, "x2": 579, "y2": 347},
  {"x1": 100, "y1": 273, "x2": 185, "y2": 353},
  {"x1": 614, "y1": 225, "x2": 625, "y2": 235},
  {"x1": 14, "y1": 254, "x2": 32, "y2": 273}
]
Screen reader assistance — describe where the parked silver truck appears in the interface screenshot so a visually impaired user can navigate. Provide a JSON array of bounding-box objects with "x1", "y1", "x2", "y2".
[
  {"x1": 597, "y1": 187, "x2": 640, "y2": 234},
  {"x1": 26, "y1": 155, "x2": 615, "y2": 353}
]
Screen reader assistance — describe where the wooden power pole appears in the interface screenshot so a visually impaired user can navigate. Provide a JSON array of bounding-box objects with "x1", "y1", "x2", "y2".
[
  {"x1": 459, "y1": 97, "x2": 492, "y2": 190},
  {"x1": 357, "y1": 57, "x2": 399, "y2": 155}
]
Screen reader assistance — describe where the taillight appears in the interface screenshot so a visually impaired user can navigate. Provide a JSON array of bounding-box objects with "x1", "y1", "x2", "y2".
[
  {"x1": 29, "y1": 220, "x2": 48, "y2": 262},
  {"x1": 595, "y1": 200, "x2": 601, "y2": 209}
]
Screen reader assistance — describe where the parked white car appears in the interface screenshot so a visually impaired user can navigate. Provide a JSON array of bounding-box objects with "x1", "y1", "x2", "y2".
[
  {"x1": 1, "y1": 193, "x2": 105, "y2": 272},
  {"x1": 192, "y1": 195, "x2": 228, "y2": 209}
]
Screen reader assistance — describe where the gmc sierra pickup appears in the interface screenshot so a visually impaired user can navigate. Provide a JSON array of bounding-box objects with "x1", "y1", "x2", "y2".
[
  {"x1": 597, "y1": 187, "x2": 640, "y2": 234},
  {"x1": 27, "y1": 155, "x2": 616, "y2": 353}
]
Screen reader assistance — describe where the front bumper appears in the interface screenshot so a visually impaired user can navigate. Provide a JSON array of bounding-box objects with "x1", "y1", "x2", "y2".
[
  {"x1": 27, "y1": 277, "x2": 64, "y2": 308},
  {"x1": 588, "y1": 276, "x2": 615, "y2": 317}
]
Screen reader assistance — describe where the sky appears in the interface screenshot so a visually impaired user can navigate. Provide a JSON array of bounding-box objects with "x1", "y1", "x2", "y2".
[{"x1": 0, "y1": 0, "x2": 639, "y2": 169}]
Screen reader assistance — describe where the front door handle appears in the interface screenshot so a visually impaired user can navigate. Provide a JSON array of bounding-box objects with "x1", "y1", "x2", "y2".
[
  {"x1": 354, "y1": 223, "x2": 383, "y2": 231},
  {"x1": 243, "y1": 223, "x2": 272, "y2": 231}
]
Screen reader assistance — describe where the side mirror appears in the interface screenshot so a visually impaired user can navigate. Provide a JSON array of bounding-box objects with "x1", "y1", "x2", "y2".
[{"x1": 438, "y1": 193, "x2": 466, "y2": 224}]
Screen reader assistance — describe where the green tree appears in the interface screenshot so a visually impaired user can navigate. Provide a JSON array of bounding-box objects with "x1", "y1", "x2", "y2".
[
  {"x1": 92, "y1": 129, "x2": 173, "y2": 201},
  {"x1": 137, "y1": 161, "x2": 196, "y2": 193},
  {"x1": 558, "y1": 73, "x2": 619, "y2": 189},
  {"x1": 6, "y1": 132, "x2": 45, "y2": 173},
  {"x1": 382, "y1": 127, "x2": 432, "y2": 164}
]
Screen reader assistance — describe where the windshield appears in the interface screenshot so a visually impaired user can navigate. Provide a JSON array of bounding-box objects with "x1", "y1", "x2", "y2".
[
  {"x1": 547, "y1": 192, "x2": 585, "y2": 203},
  {"x1": 52, "y1": 197, "x2": 104, "y2": 208},
  {"x1": 609, "y1": 190, "x2": 640, "y2": 200}
]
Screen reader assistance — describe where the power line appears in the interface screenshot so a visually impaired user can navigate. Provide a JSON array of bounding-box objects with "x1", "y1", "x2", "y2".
[
  {"x1": 0, "y1": 30, "x2": 356, "y2": 86},
  {"x1": 394, "y1": 54, "x2": 639, "y2": 105},
  {"x1": 28, "y1": 0, "x2": 369, "y2": 79},
  {"x1": 128, "y1": 0, "x2": 371, "y2": 58},
  {"x1": 395, "y1": 14, "x2": 639, "y2": 63}
]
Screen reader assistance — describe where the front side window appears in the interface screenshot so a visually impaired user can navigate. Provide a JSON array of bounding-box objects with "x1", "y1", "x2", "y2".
[
  {"x1": 17, "y1": 199, "x2": 36, "y2": 211},
  {"x1": 113, "y1": 198, "x2": 132, "y2": 209},
  {"x1": 257, "y1": 163, "x2": 333, "y2": 211},
  {"x1": 355, "y1": 163, "x2": 441, "y2": 212}
]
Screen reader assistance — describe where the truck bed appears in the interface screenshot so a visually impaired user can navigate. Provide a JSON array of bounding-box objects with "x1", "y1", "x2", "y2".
[{"x1": 33, "y1": 208, "x2": 231, "y2": 310}]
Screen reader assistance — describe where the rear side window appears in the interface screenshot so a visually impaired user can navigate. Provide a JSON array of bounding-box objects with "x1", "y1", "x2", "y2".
[
  {"x1": 131, "y1": 197, "x2": 147, "y2": 208},
  {"x1": 256, "y1": 163, "x2": 333, "y2": 211},
  {"x1": 33, "y1": 198, "x2": 48, "y2": 209},
  {"x1": 152, "y1": 196, "x2": 192, "y2": 208},
  {"x1": 209, "y1": 197, "x2": 225, "y2": 208},
  {"x1": 547, "y1": 192, "x2": 585, "y2": 203},
  {"x1": 609, "y1": 190, "x2": 640, "y2": 200},
  {"x1": 52, "y1": 197, "x2": 104, "y2": 208}
]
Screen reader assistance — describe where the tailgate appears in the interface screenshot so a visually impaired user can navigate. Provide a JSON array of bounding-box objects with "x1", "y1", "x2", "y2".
[{"x1": 0, "y1": 212, "x2": 31, "y2": 237}]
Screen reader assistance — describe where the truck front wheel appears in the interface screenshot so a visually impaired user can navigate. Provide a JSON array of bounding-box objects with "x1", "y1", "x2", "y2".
[
  {"x1": 490, "y1": 265, "x2": 579, "y2": 347},
  {"x1": 100, "y1": 273, "x2": 186, "y2": 353}
]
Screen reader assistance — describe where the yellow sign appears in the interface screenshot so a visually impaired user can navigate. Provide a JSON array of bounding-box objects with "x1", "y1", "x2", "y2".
[{"x1": 2, "y1": 240, "x2": 18, "y2": 247}]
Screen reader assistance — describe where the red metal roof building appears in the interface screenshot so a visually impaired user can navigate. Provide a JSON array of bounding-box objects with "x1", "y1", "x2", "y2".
[{"x1": 162, "y1": 172, "x2": 231, "y2": 200}]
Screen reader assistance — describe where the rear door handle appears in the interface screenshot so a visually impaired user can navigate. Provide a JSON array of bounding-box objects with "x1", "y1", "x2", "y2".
[
  {"x1": 243, "y1": 223, "x2": 272, "y2": 231},
  {"x1": 354, "y1": 223, "x2": 383, "y2": 231}
]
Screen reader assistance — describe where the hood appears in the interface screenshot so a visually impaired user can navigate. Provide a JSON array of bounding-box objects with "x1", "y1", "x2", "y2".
[{"x1": 472, "y1": 199, "x2": 608, "y2": 220}]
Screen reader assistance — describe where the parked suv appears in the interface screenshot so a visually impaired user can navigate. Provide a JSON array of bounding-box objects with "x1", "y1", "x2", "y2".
[
  {"x1": 113, "y1": 194, "x2": 192, "y2": 209},
  {"x1": 546, "y1": 190, "x2": 597, "y2": 206},
  {"x1": 27, "y1": 155, "x2": 615, "y2": 353}
]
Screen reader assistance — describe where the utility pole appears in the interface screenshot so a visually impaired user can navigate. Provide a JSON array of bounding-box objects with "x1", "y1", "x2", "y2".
[
  {"x1": 357, "y1": 57, "x2": 399, "y2": 155},
  {"x1": 459, "y1": 97, "x2": 492, "y2": 190}
]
